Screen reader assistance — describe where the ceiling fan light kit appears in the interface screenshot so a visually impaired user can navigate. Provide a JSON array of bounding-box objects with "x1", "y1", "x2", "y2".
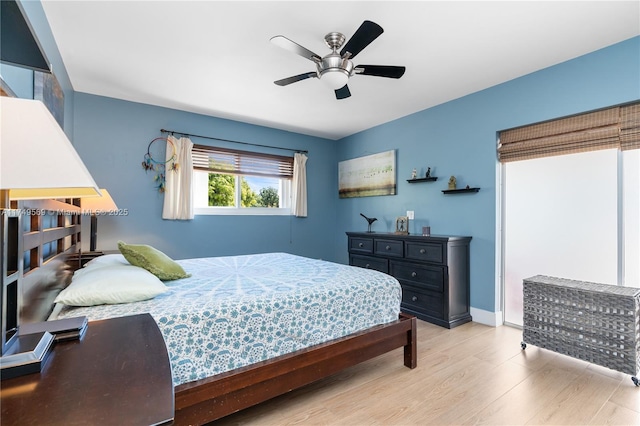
[
  {"x1": 271, "y1": 20, "x2": 405, "y2": 99},
  {"x1": 320, "y1": 69, "x2": 350, "y2": 90}
]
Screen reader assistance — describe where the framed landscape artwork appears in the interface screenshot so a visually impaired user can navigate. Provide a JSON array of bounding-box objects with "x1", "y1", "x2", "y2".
[{"x1": 338, "y1": 150, "x2": 396, "y2": 198}]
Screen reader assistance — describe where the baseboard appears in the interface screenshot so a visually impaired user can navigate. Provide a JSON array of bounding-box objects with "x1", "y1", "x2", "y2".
[{"x1": 470, "y1": 307, "x2": 502, "y2": 327}]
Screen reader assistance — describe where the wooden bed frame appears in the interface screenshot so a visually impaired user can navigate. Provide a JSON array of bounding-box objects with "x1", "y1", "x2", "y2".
[
  {"x1": 1, "y1": 199, "x2": 417, "y2": 425},
  {"x1": 175, "y1": 313, "x2": 416, "y2": 424}
]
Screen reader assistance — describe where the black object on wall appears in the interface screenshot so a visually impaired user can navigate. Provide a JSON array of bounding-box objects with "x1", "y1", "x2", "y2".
[{"x1": 1, "y1": 0, "x2": 50, "y2": 73}]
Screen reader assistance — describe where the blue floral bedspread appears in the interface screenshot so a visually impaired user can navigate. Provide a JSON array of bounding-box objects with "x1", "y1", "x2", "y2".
[{"x1": 55, "y1": 253, "x2": 401, "y2": 387}]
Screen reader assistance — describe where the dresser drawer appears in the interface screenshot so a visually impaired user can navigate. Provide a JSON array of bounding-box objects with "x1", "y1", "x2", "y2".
[
  {"x1": 350, "y1": 254, "x2": 389, "y2": 274},
  {"x1": 374, "y1": 239, "x2": 404, "y2": 258},
  {"x1": 390, "y1": 261, "x2": 444, "y2": 292},
  {"x1": 401, "y1": 285, "x2": 444, "y2": 318},
  {"x1": 349, "y1": 237, "x2": 373, "y2": 254},
  {"x1": 405, "y1": 242, "x2": 444, "y2": 264}
]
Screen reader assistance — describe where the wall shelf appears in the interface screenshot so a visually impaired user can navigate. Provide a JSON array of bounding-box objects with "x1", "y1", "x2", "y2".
[
  {"x1": 407, "y1": 177, "x2": 438, "y2": 183},
  {"x1": 442, "y1": 187, "x2": 480, "y2": 194}
]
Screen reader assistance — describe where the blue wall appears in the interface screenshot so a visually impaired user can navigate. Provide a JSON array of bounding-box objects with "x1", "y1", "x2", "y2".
[
  {"x1": 0, "y1": 64, "x2": 34, "y2": 99},
  {"x1": 336, "y1": 37, "x2": 640, "y2": 313},
  {"x1": 72, "y1": 94, "x2": 338, "y2": 261},
  {"x1": 15, "y1": 0, "x2": 640, "y2": 318},
  {"x1": 16, "y1": 0, "x2": 338, "y2": 263}
]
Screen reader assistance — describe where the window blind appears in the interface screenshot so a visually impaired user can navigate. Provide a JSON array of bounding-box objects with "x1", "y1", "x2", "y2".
[
  {"x1": 192, "y1": 144, "x2": 294, "y2": 179},
  {"x1": 498, "y1": 102, "x2": 640, "y2": 163},
  {"x1": 620, "y1": 103, "x2": 640, "y2": 151}
]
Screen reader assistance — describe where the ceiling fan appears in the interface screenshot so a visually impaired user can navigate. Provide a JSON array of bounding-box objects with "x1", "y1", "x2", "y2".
[{"x1": 271, "y1": 20, "x2": 406, "y2": 100}]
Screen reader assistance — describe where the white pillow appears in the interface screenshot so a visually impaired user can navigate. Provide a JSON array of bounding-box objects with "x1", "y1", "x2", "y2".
[
  {"x1": 73, "y1": 254, "x2": 130, "y2": 279},
  {"x1": 55, "y1": 264, "x2": 168, "y2": 306},
  {"x1": 84, "y1": 253, "x2": 130, "y2": 268}
]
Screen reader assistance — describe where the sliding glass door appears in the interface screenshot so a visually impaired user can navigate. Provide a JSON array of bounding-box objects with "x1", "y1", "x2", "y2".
[{"x1": 503, "y1": 149, "x2": 639, "y2": 326}]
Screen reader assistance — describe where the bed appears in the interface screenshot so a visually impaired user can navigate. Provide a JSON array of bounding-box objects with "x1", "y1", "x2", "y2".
[{"x1": 1, "y1": 199, "x2": 417, "y2": 425}]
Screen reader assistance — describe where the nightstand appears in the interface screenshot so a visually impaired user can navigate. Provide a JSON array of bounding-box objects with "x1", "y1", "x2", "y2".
[{"x1": 0, "y1": 314, "x2": 174, "y2": 425}]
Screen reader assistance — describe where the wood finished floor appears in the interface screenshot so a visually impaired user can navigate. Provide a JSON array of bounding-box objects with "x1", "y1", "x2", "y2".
[{"x1": 214, "y1": 320, "x2": 640, "y2": 425}]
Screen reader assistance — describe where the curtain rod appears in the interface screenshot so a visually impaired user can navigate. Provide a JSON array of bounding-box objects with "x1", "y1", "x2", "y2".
[{"x1": 160, "y1": 128, "x2": 308, "y2": 154}]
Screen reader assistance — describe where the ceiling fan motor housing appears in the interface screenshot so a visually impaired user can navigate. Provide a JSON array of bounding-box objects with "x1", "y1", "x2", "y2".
[{"x1": 317, "y1": 53, "x2": 354, "y2": 76}]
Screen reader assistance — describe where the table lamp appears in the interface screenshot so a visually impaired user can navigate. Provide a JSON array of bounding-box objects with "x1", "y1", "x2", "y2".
[
  {"x1": 1, "y1": 97, "x2": 100, "y2": 362},
  {"x1": 81, "y1": 189, "x2": 118, "y2": 252}
]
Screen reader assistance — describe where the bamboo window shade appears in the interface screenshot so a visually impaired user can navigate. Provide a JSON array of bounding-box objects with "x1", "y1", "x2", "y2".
[
  {"x1": 192, "y1": 144, "x2": 294, "y2": 178},
  {"x1": 498, "y1": 102, "x2": 640, "y2": 162},
  {"x1": 620, "y1": 103, "x2": 640, "y2": 151}
]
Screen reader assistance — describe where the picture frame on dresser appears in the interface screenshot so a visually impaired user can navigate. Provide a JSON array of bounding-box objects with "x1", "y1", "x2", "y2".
[{"x1": 395, "y1": 216, "x2": 409, "y2": 234}]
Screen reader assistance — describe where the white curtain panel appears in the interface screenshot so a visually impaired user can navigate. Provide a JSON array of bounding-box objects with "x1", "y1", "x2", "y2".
[
  {"x1": 162, "y1": 135, "x2": 194, "y2": 220},
  {"x1": 292, "y1": 153, "x2": 308, "y2": 217}
]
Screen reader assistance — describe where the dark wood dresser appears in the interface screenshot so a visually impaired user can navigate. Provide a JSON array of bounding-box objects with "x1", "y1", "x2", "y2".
[{"x1": 347, "y1": 232, "x2": 472, "y2": 328}]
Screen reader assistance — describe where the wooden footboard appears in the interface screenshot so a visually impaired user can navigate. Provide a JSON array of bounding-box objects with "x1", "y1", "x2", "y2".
[{"x1": 174, "y1": 313, "x2": 417, "y2": 425}]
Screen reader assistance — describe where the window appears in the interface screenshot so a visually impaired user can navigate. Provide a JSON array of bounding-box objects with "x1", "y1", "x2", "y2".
[{"x1": 192, "y1": 144, "x2": 293, "y2": 215}]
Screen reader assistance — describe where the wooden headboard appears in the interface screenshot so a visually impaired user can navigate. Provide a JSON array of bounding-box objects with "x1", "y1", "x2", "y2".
[{"x1": 1, "y1": 198, "x2": 81, "y2": 353}]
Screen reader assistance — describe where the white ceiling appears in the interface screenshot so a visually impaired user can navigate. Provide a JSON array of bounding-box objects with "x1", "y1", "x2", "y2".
[{"x1": 41, "y1": 1, "x2": 639, "y2": 140}]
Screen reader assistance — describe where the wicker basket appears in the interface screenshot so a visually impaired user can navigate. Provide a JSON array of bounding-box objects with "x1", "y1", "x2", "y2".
[{"x1": 522, "y1": 275, "x2": 640, "y2": 378}]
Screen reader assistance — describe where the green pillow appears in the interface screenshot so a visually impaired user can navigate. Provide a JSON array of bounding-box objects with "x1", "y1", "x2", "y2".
[{"x1": 117, "y1": 241, "x2": 190, "y2": 281}]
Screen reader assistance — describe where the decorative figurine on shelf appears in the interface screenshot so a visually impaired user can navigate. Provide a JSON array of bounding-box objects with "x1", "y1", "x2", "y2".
[
  {"x1": 448, "y1": 175, "x2": 457, "y2": 190},
  {"x1": 360, "y1": 213, "x2": 378, "y2": 233},
  {"x1": 411, "y1": 168, "x2": 417, "y2": 180},
  {"x1": 425, "y1": 167, "x2": 431, "y2": 178}
]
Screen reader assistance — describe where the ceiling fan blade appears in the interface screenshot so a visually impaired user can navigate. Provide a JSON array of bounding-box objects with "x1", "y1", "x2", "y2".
[
  {"x1": 270, "y1": 35, "x2": 322, "y2": 63},
  {"x1": 355, "y1": 65, "x2": 406, "y2": 79},
  {"x1": 274, "y1": 72, "x2": 317, "y2": 86},
  {"x1": 335, "y1": 84, "x2": 351, "y2": 100},
  {"x1": 340, "y1": 20, "x2": 384, "y2": 59}
]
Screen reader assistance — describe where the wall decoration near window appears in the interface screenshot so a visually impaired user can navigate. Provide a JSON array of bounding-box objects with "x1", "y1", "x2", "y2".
[
  {"x1": 338, "y1": 150, "x2": 396, "y2": 198},
  {"x1": 33, "y1": 71, "x2": 64, "y2": 128},
  {"x1": 142, "y1": 137, "x2": 178, "y2": 193}
]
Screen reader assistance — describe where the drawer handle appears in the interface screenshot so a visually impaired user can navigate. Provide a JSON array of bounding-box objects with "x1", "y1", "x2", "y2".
[
  {"x1": 420, "y1": 248, "x2": 426, "y2": 254},
  {"x1": 365, "y1": 263, "x2": 371, "y2": 268},
  {"x1": 358, "y1": 242, "x2": 364, "y2": 248},
  {"x1": 412, "y1": 296, "x2": 418, "y2": 302},
  {"x1": 411, "y1": 272, "x2": 417, "y2": 278},
  {"x1": 386, "y1": 245, "x2": 391, "y2": 250}
]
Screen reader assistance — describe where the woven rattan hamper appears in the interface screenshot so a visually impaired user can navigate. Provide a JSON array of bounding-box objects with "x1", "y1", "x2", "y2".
[{"x1": 522, "y1": 275, "x2": 640, "y2": 386}]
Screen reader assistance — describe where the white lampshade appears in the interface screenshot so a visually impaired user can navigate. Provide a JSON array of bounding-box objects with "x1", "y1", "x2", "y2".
[
  {"x1": 81, "y1": 189, "x2": 117, "y2": 213},
  {"x1": 0, "y1": 97, "x2": 100, "y2": 201}
]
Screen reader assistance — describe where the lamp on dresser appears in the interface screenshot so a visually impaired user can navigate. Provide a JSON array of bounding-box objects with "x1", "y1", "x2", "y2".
[
  {"x1": 0, "y1": 97, "x2": 100, "y2": 368},
  {"x1": 80, "y1": 189, "x2": 118, "y2": 253}
]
